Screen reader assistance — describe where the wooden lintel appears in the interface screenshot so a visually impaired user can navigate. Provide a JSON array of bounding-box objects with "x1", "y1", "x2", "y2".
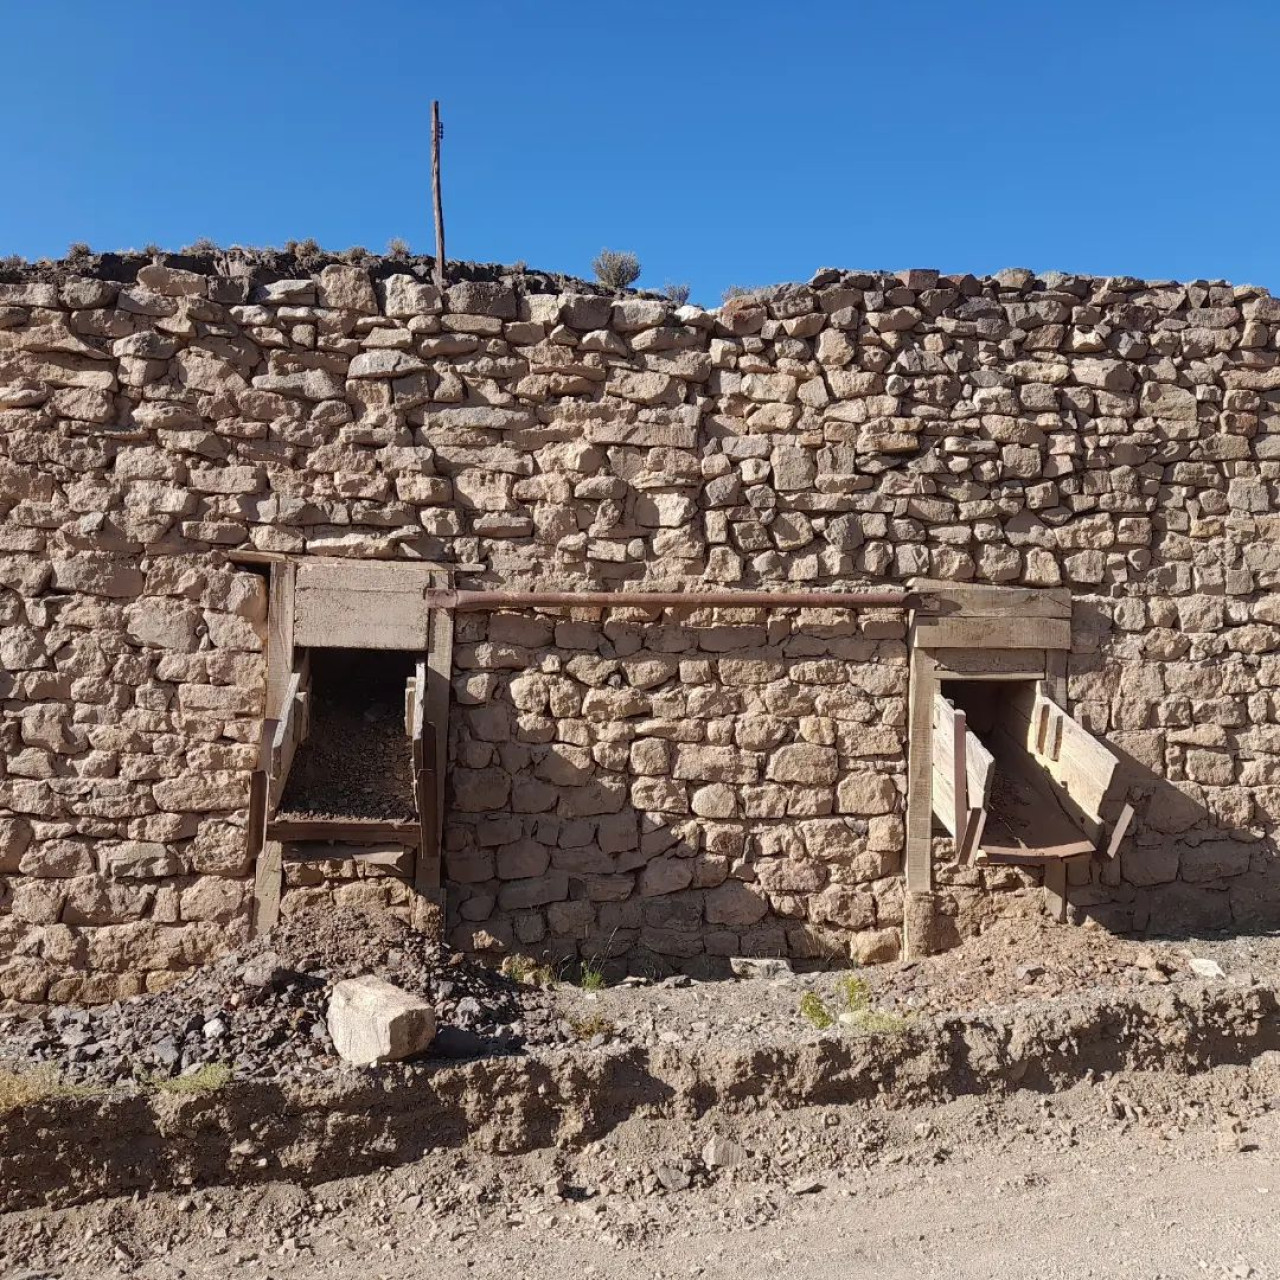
[
  {"x1": 912, "y1": 616, "x2": 1072, "y2": 651},
  {"x1": 910, "y1": 580, "x2": 1072, "y2": 620}
]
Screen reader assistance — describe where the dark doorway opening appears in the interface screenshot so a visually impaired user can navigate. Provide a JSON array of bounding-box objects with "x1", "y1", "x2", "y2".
[
  {"x1": 938, "y1": 678, "x2": 1095, "y2": 862},
  {"x1": 276, "y1": 648, "x2": 418, "y2": 823}
]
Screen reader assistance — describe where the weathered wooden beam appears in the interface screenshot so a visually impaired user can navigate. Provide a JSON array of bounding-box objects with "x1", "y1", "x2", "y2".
[
  {"x1": 267, "y1": 818, "x2": 421, "y2": 843},
  {"x1": 251, "y1": 840, "x2": 284, "y2": 935},
  {"x1": 906, "y1": 641, "x2": 936, "y2": 894},
  {"x1": 912, "y1": 616, "x2": 1072, "y2": 651}
]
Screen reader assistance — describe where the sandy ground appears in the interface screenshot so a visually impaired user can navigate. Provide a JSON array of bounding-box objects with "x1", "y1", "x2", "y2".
[{"x1": 4, "y1": 1053, "x2": 1279, "y2": 1280}]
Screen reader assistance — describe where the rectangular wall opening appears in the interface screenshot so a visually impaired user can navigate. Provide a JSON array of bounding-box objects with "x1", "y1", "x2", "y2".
[
  {"x1": 936, "y1": 678, "x2": 1096, "y2": 865},
  {"x1": 276, "y1": 648, "x2": 418, "y2": 824}
]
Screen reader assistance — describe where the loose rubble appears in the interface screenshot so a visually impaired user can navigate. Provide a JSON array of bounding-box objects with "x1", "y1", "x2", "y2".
[{"x1": 0, "y1": 909, "x2": 560, "y2": 1086}]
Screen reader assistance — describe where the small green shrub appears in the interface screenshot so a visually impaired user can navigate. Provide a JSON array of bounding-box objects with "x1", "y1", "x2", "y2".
[
  {"x1": 799, "y1": 991, "x2": 834, "y2": 1030},
  {"x1": 153, "y1": 1063, "x2": 232, "y2": 1095},
  {"x1": 592, "y1": 248, "x2": 641, "y2": 291},
  {"x1": 839, "y1": 974, "x2": 870, "y2": 1014},
  {"x1": 501, "y1": 954, "x2": 556, "y2": 988},
  {"x1": 848, "y1": 1010, "x2": 912, "y2": 1036},
  {"x1": 580, "y1": 962, "x2": 607, "y2": 992},
  {"x1": 568, "y1": 1013, "x2": 614, "y2": 1040}
]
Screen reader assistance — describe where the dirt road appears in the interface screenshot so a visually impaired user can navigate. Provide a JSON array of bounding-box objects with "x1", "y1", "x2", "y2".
[{"x1": 4, "y1": 1056, "x2": 1279, "y2": 1280}]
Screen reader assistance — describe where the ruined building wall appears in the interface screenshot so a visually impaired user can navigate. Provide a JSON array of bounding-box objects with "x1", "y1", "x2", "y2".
[{"x1": 2, "y1": 257, "x2": 1279, "y2": 999}]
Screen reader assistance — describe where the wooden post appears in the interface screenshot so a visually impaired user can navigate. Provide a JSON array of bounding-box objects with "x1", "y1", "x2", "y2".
[
  {"x1": 414, "y1": 573, "x2": 454, "y2": 900},
  {"x1": 906, "y1": 640, "x2": 936, "y2": 894},
  {"x1": 251, "y1": 559, "x2": 296, "y2": 938},
  {"x1": 431, "y1": 100, "x2": 445, "y2": 293}
]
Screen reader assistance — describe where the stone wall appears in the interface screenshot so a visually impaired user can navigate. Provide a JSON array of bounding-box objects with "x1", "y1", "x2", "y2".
[{"x1": 2, "y1": 253, "x2": 1279, "y2": 1000}]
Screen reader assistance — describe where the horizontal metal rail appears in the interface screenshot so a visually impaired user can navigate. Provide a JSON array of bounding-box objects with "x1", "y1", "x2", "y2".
[{"x1": 423, "y1": 588, "x2": 915, "y2": 611}]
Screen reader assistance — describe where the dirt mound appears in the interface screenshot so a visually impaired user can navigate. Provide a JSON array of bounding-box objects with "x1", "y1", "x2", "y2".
[
  {"x1": 0, "y1": 909, "x2": 562, "y2": 1087},
  {"x1": 870, "y1": 915, "x2": 1190, "y2": 1016}
]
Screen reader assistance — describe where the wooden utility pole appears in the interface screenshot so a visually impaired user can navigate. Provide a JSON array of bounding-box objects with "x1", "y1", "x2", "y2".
[{"x1": 431, "y1": 101, "x2": 445, "y2": 292}]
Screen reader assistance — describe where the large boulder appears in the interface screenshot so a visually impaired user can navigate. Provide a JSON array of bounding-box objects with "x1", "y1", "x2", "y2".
[{"x1": 326, "y1": 975, "x2": 436, "y2": 1066}]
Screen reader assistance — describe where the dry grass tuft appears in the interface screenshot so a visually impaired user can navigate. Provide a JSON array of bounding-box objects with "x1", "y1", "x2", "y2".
[{"x1": 0, "y1": 1066, "x2": 98, "y2": 1111}]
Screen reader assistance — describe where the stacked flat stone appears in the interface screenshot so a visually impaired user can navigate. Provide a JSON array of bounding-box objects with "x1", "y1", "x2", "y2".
[{"x1": 1, "y1": 255, "x2": 1278, "y2": 998}]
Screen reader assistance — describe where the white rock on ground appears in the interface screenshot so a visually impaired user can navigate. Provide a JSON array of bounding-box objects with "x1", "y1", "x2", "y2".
[{"x1": 326, "y1": 975, "x2": 436, "y2": 1066}]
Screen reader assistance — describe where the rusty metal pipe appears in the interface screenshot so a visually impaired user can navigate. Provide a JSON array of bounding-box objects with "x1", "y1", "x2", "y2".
[{"x1": 424, "y1": 588, "x2": 913, "y2": 611}]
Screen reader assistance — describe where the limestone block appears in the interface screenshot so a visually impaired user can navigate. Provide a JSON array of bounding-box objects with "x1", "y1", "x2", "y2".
[
  {"x1": 836, "y1": 773, "x2": 897, "y2": 815},
  {"x1": 639, "y1": 857, "x2": 695, "y2": 897},
  {"x1": 0, "y1": 818, "x2": 33, "y2": 873},
  {"x1": 326, "y1": 975, "x2": 436, "y2": 1066},
  {"x1": 704, "y1": 881, "x2": 768, "y2": 926},
  {"x1": 317, "y1": 264, "x2": 377, "y2": 313},
  {"x1": 498, "y1": 871, "x2": 569, "y2": 910},
  {"x1": 104, "y1": 841, "x2": 183, "y2": 879},
  {"x1": 1122, "y1": 843, "x2": 1180, "y2": 886},
  {"x1": 809, "y1": 885, "x2": 875, "y2": 929},
  {"x1": 452, "y1": 768, "x2": 511, "y2": 811},
  {"x1": 123, "y1": 599, "x2": 202, "y2": 652},
  {"x1": 496, "y1": 838, "x2": 551, "y2": 880},
  {"x1": 1180, "y1": 841, "x2": 1251, "y2": 883},
  {"x1": 767, "y1": 743, "x2": 838, "y2": 785},
  {"x1": 381, "y1": 275, "x2": 441, "y2": 317},
  {"x1": 673, "y1": 745, "x2": 760, "y2": 784},
  {"x1": 1140, "y1": 382, "x2": 1197, "y2": 421}
]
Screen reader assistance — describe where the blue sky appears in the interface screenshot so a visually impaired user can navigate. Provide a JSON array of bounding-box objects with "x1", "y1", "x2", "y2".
[{"x1": 2, "y1": 1, "x2": 1278, "y2": 304}]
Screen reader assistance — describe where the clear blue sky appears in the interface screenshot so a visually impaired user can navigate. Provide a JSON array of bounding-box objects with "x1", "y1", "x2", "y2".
[{"x1": 3, "y1": 1, "x2": 1278, "y2": 304}]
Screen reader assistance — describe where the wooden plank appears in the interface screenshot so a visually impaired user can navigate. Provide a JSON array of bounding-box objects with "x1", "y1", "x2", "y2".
[
  {"x1": 930, "y1": 692, "x2": 967, "y2": 848},
  {"x1": 906, "y1": 640, "x2": 936, "y2": 893},
  {"x1": 267, "y1": 671, "x2": 307, "y2": 811},
  {"x1": 980, "y1": 841, "x2": 1095, "y2": 866},
  {"x1": 1043, "y1": 857, "x2": 1070, "y2": 922},
  {"x1": 932, "y1": 648, "x2": 1047, "y2": 681},
  {"x1": 411, "y1": 660, "x2": 429, "y2": 883},
  {"x1": 253, "y1": 560, "x2": 296, "y2": 940},
  {"x1": 251, "y1": 840, "x2": 283, "y2": 936},
  {"x1": 911, "y1": 580, "x2": 1072, "y2": 620},
  {"x1": 295, "y1": 586, "x2": 430, "y2": 650},
  {"x1": 912, "y1": 616, "x2": 1071, "y2": 651},
  {"x1": 265, "y1": 559, "x2": 296, "y2": 718},
  {"x1": 415, "y1": 588, "x2": 453, "y2": 896},
  {"x1": 267, "y1": 817, "x2": 421, "y2": 843},
  {"x1": 958, "y1": 804, "x2": 988, "y2": 865},
  {"x1": 1002, "y1": 685, "x2": 1119, "y2": 828},
  {"x1": 244, "y1": 768, "x2": 268, "y2": 891},
  {"x1": 1105, "y1": 803, "x2": 1136, "y2": 859},
  {"x1": 285, "y1": 842, "x2": 414, "y2": 872},
  {"x1": 966, "y1": 725, "x2": 995, "y2": 811}
]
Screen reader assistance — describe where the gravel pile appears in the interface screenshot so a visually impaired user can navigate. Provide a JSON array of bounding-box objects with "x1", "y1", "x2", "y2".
[{"x1": 0, "y1": 909, "x2": 563, "y2": 1087}]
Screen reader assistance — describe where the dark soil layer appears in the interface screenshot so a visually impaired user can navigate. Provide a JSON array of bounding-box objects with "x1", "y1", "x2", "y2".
[
  {"x1": 0, "y1": 246, "x2": 649, "y2": 297},
  {"x1": 277, "y1": 651, "x2": 417, "y2": 822},
  {"x1": 0, "y1": 909, "x2": 563, "y2": 1087}
]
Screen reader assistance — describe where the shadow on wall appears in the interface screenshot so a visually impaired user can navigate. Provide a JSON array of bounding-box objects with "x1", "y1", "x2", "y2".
[
  {"x1": 1074, "y1": 737, "x2": 1280, "y2": 942},
  {"x1": 438, "y1": 610, "x2": 910, "y2": 980}
]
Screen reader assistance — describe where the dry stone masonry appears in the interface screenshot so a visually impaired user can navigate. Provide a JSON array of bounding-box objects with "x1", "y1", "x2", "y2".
[{"x1": 2, "y1": 250, "x2": 1279, "y2": 1001}]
